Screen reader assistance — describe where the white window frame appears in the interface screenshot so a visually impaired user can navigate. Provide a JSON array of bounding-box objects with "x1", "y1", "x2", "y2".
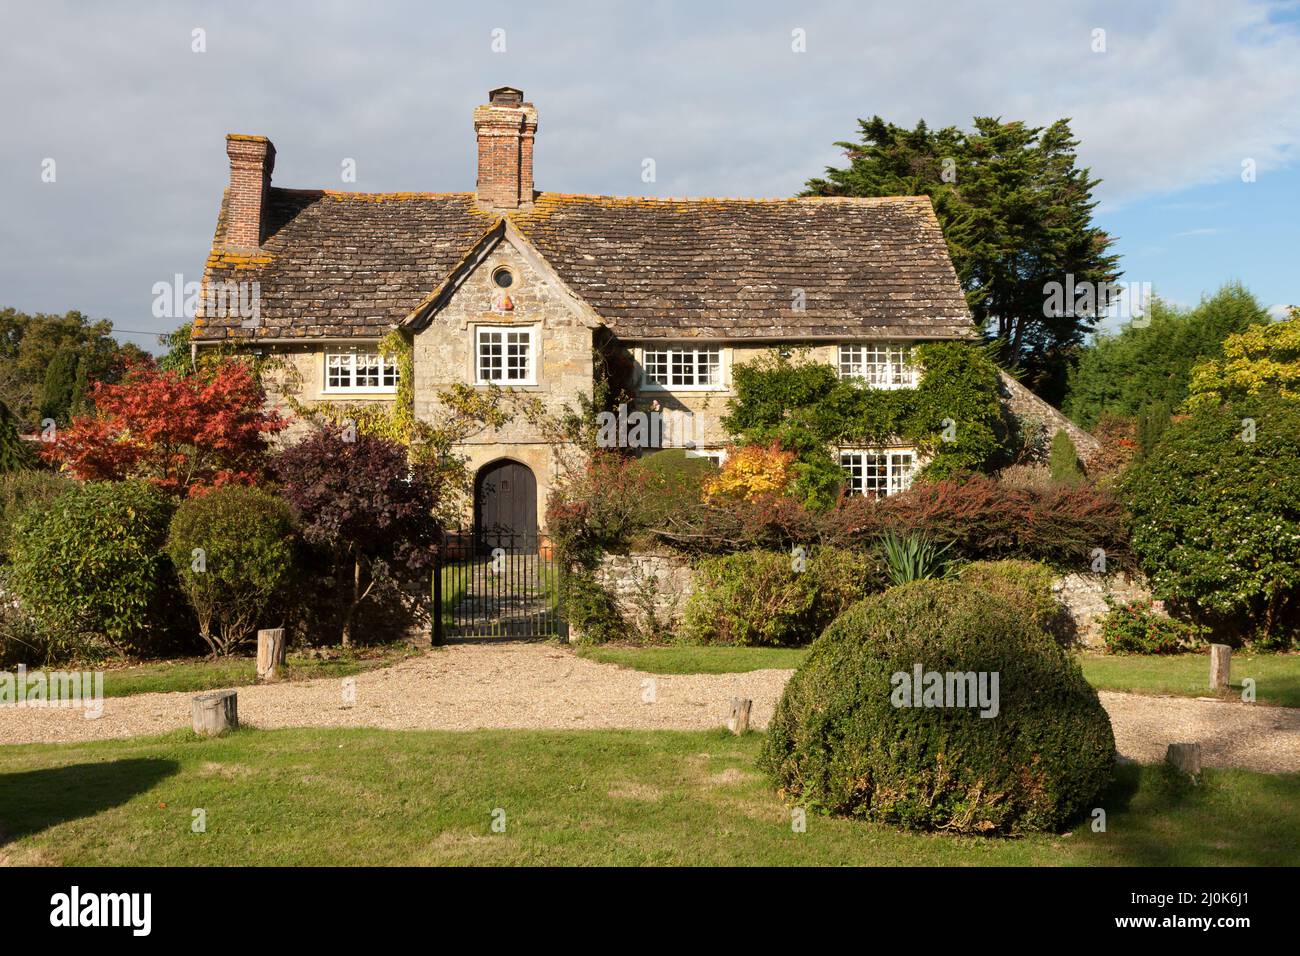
[
  {"x1": 839, "y1": 448, "x2": 917, "y2": 499},
  {"x1": 640, "y1": 345, "x2": 725, "y2": 391},
  {"x1": 475, "y1": 325, "x2": 537, "y2": 386},
  {"x1": 323, "y1": 347, "x2": 399, "y2": 394},
  {"x1": 838, "y1": 342, "x2": 918, "y2": 389}
]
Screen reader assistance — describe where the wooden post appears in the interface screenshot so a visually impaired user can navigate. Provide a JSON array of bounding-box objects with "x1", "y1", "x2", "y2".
[
  {"x1": 1165, "y1": 742, "x2": 1202, "y2": 778},
  {"x1": 257, "y1": 628, "x2": 287, "y2": 682},
  {"x1": 726, "y1": 698, "x2": 752, "y2": 735},
  {"x1": 1210, "y1": 643, "x2": 1232, "y2": 692},
  {"x1": 192, "y1": 690, "x2": 238, "y2": 736}
]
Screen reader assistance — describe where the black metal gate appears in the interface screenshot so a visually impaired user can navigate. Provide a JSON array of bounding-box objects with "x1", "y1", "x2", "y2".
[{"x1": 433, "y1": 531, "x2": 566, "y2": 642}]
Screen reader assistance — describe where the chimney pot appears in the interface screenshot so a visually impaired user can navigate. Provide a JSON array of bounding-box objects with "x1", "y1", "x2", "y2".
[{"x1": 474, "y1": 88, "x2": 537, "y2": 210}]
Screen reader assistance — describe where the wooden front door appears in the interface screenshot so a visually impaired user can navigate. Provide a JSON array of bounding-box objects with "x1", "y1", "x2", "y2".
[{"x1": 474, "y1": 459, "x2": 538, "y2": 552}]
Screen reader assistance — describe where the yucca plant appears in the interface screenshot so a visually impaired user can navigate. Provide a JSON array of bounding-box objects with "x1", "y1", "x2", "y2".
[{"x1": 877, "y1": 531, "x2": 955, "y2": 586}]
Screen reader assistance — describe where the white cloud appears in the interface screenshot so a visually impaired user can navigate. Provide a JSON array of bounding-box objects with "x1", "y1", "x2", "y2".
[{"x1": 0, "y1": 0, "x2": 1297, "y2": 330}]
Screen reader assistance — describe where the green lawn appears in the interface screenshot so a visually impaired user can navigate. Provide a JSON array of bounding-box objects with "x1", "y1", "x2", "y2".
[
  {"x1": 578, "y1": 644, "x2": 809, "y2": 674},
  {"x1": 0, "y1": 727, "x2": 1294, "y2": 866},
  {"x1": 1079, "y1": 652, "x2": 1300, "y2": 708},
  {"x1": 98, "y1": 645, "x2": 419, "y2": 698}
]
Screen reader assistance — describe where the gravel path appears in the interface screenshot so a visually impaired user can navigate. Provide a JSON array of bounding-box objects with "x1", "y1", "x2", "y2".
[{"x1": 2, "y1": 643, "x2": 1297, "y2": 773}]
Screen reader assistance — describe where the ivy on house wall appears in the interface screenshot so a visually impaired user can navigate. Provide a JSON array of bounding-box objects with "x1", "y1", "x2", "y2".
[
  {"x1": 265, "y1": 330, "x2": 518, "y2": 524},
  {"x1": 721, "y1": 341, "x2": 1012, "y2": 508}
]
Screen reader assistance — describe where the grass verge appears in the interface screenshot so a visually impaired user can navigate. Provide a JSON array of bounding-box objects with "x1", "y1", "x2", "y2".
[
  {"x1": 97, "y1": 644, "x2": 419, "y2": 698},
  {"x1": 577, "y1": 644, "x2": 808, "y2": 674},
  {"x1": 1078, "y1": 652, "x2": 1300, "y2": 708},
  {"x1": 578, "y1": 645, "x2": 1300, "y2": 708}
]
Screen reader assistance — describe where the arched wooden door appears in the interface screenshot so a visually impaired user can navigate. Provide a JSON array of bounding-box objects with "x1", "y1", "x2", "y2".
[{"x1": 474, "y1": 459, "x2": 538, "y2": 552}]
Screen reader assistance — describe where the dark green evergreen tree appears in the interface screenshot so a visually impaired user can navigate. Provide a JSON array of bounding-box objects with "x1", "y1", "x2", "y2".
[
  {"x1": 805, "y1": 116, "x2": 1121, "y2": 404},
  {"x1": 1062, "y1": 282, "x2": 1270, "y2": 429},
  {"x1": 0, "y1": 400, "x2": 32, "y2": 473},
  {"x1": 69, "y1": 352, "x2": 91, "y2": 418},
  {"x1": 40, "y1": 348, "x2": 78, "y2": 425},
  {"x1": 1048, "y1": 430, "x2": 1083, "y2": 483}
]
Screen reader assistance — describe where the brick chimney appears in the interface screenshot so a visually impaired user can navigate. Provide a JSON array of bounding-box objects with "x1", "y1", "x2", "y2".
[
  {"x1": 473, "y1": 87, "x2": 537, "y2": 210},
  {"x1": 224, "y1": 134, "x2": 276, "y2": 248}
]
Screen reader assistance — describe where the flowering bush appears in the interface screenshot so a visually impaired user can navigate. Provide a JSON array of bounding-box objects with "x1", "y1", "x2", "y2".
[
  {"x1": 1120, "y1": 390, "x2": 1300, "y2": 646},
  {"x1": 1100, "y1": 600, "x2": 1200, "y2": 654}
]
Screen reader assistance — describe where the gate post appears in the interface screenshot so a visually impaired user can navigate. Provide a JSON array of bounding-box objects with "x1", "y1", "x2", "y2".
[{"x1": 432, "y1": 539, "x2": 444, "y2": 646}]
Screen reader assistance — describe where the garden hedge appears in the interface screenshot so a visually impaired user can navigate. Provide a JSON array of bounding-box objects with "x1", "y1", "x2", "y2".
[{"x1": 8, "y1": 480, "x2": 183, "y2": 658}]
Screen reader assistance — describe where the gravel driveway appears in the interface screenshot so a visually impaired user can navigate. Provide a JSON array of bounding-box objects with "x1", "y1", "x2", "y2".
[{"x1": 2, "y1": 643, "x2": 1298, "y2": 773}]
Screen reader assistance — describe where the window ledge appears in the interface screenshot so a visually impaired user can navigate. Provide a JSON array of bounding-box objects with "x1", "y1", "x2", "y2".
[{"x1": 638, "y1": 383, "x2": 728, "y2": 393}]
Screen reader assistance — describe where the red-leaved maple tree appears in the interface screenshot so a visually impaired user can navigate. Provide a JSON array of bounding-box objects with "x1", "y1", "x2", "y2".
[{"x1": 44, "y1": 359, "x2": 287, "y2": 496}]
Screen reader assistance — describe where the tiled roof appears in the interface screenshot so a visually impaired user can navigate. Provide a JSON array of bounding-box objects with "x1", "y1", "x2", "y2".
[
  {"x1": 194, "y1": 189, "x2": 975, "y2": 341},
  {"x1": 510, "y1": 194, "x2": 975, "y2": 339},
  {"x1": 194, "y1": 190, "x2": 497, "y2": 340}
]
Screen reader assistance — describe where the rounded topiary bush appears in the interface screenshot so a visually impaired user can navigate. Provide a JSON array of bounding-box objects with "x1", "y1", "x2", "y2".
[
  {"x1": 167, "y1": 484, "x2": 298, "y2": 658},
  {"x1": 759, "y1": 580, "x2": 1115, "y2": 834},
  {"x1": 955, "y1": 559, "x2": 1075, "y2": 645}
]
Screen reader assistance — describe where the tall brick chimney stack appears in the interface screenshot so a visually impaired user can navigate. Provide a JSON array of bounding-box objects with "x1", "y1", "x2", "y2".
[
  {"x1": 474, "y1": 87, "x2": 537, "y2": 210},
  {"x1": 224, "y1": 134, "x2": 276, "y2": 249}
]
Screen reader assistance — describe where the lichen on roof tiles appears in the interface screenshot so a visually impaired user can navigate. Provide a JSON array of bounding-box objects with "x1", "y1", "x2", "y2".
[{"x1": 193, "y1": 186, "x2": 975, "y2": 341}]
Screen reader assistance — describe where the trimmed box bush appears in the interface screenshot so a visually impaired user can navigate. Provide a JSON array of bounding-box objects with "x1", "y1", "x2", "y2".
[
  {"x1": 955, "y1": 559, "x2": 1074, "y2": 644},
  {"x1": 167, "y1": 484, "x2": 298, "y2": 657},
  {"x1": 682, "y1": 546, "x2": 877, "y2": 646},
  {"x1": 759, "y1": 580, "x2": 1115, "y2": 834}
]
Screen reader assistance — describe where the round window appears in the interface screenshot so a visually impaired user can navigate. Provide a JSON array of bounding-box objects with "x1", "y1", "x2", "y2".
[{"x1": 492, "y1": 267, "x2": 515, "y2": 289}]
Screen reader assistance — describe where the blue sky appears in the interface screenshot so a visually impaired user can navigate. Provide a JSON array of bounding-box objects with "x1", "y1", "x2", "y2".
[{"x1": 1, "y1": 0, "x2": 1297, "y2": 350}]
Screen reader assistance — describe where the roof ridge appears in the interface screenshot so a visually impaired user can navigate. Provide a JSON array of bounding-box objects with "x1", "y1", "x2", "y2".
[
  {"x1": 521, "y1": 191, "x2": 930, "y2": 206},
  {"x1": 266, "y1": 188, "x2": 480, "y2": 201}
]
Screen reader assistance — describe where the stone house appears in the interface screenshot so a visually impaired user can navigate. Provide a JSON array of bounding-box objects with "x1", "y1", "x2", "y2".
[{"x1": 195, "y1": 87, "x2": 1093, "y2": 538}]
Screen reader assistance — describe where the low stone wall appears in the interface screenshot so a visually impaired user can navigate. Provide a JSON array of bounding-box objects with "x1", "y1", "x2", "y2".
[
  {"x1": 592, "y1": 552, "x2": 696, "y2": 638},
  {"x1": 589, "y1": 551, "x2": 1150, "y2": 649},
  {"x1": 1052, "y1": 572, "x2": 1152, "y2": 647}
]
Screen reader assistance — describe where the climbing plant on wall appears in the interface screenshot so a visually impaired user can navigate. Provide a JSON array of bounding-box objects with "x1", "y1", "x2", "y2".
[{"x1": 721, "y1": 341, "x2": 1011, "y2": 508}]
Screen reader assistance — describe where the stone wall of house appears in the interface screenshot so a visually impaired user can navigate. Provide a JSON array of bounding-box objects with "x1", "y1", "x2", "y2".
[
  {"x1": 258, "y1": 341, "x2": 397, "y2": 444},
  {"x1": 591, "y1": 551, "x2": 697, "y2": 638},
  {"x1": 413, "y1": 237, "x2": 595, "y2": 530},
  {"x1": 1052, "y1": 572, "x2": 1152, "y2": 647},
  {"x1": 998, "y1": 370, "x2": 1101, "y2": 462},
  {"x1": 616, "y1": 341, "x2": 842, "y2": 453}
]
